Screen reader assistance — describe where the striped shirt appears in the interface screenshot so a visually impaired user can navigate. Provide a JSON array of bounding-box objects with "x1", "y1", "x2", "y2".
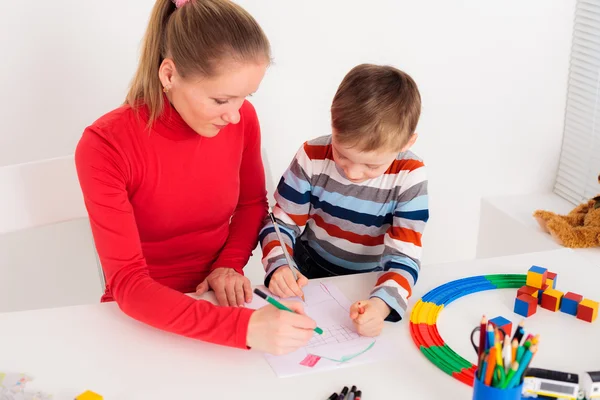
[{"x1": 259, "y1": 135, "x2": 429, "y2": 321}]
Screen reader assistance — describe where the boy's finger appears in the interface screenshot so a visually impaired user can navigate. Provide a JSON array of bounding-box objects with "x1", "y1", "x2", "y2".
[
  {"x1": 297, "y1": 274, "x2": 309, "y2": 288},
  {"x1": 282, "y1": 270, "x2": 303, "y2": 298},
  {"x1": 269, "y1": 281, "x2": 283, "y2": 298},
  {"x1": 355, "y1": 312, "x2": 377, "y2": 325}
]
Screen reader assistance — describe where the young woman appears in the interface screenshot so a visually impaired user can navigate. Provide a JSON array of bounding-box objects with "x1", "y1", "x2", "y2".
[{"x1": 75, "y1": 0, "x2": 315, "y2": 355}]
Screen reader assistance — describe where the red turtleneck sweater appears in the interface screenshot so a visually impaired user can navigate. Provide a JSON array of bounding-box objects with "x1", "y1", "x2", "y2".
[{"x1": 75, "y1": 99, "x2": 267, "y2": 348}]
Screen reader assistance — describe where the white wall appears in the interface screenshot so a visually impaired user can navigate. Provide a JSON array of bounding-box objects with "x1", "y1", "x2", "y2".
[
  {"x1": 242, "y1": 0, "x2": 575, "y2": 264},
  {"x1": 0, "y1": 0, "x2": 575, "y2": 303}
]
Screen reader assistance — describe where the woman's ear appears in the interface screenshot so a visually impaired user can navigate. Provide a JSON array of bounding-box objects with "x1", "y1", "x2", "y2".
[{"x1": 158, "y1": 58, "x2": 177, "y2": 91}]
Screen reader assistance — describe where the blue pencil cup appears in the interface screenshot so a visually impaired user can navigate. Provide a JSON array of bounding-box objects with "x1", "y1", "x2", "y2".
[{"x1": 472, "y1": 377, "x2": 523, "y2": 400}]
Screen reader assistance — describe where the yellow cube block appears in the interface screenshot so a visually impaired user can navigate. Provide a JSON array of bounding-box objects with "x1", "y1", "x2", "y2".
[
  {"x1": 541, "y1": 288, "x2": 564, "y2": 312},
  {"x1": 577, "y1": 299, "x2": 599, "y2": 323},
  {"x1": 526, "y1": 266, "x2": 547, "y2": 289},
  {"x1": 75, "y1": 391, "x2": 103, "y2": 400}
]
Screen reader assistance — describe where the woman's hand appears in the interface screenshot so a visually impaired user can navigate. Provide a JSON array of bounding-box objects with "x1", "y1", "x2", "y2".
[
  {"x1": 196, "y1": 267, "x2": 252, "y2": 307},
  {"x1": 246, "y1": 301, "x2": 316, "y2": 355}
]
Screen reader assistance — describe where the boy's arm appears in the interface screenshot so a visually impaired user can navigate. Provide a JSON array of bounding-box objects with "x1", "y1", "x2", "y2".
[
  {"x1": 370, "y1": 162, "x2": 429, "y2": 322},
  {"x1": 259, "y1": 144, "x2": 313, "y2": 285}
]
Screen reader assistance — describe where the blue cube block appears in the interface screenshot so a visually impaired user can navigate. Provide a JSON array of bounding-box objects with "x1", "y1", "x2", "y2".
[
  {"x1": 514, "y1": 294, "x2": 537, "y2": 318},
  {"x1": 560, "y1": 292, "x2": 583, "y2": 316},
  {"x1": 529, "y1": 265, "x2": 547, "y2": 275}
]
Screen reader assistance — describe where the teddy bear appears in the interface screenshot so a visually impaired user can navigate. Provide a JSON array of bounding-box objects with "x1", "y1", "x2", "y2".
[{"x1": 533, "y1": 174, "x2": 600, "y2": 248}]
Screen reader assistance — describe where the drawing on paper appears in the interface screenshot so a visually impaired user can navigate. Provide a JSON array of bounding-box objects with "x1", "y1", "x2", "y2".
[{"x1": 247, "y1": 281, "x2": 388, "y2": 377}]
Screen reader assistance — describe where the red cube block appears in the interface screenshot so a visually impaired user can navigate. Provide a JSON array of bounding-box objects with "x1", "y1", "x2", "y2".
[
  {"x1": 514, "y1": 294, "x2": 537, "y2": 318},
  {"x1": 546, "y1": 271, "x2": 558, "y2": 289},
  {"x1": 577, "y1": 299, "x2": 599, "y2": 323},
  {"x1": 540, "y1": 288, "x2": 564, "y2": 312},
  {"x1": 489, "y1": 316, "x2": 513, "y2": 337},
  {"x1": 517, "y1": 285, "x2": 539, "y2": 299}
]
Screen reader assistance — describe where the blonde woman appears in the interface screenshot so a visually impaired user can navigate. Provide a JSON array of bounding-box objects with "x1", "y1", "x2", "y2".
[{"x1": 75, "y1": 0, "x2": 315, "y2": 355}]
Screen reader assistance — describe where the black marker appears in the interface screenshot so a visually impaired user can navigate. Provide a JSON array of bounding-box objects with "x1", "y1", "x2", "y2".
[{"x1": 337, "y1": 386, "x2": 348, "y2": 400}]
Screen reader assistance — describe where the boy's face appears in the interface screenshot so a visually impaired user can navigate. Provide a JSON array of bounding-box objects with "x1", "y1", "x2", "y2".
[{"x1": 331, "y1": 133, "x2": 415, "y2": 183}]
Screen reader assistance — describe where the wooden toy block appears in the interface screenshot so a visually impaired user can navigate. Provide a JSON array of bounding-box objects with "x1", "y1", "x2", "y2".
[
  {"x1": 546, "y1": 271, "x2": 557, "y2": 289},
  {"x1": 489, "y1": 316, "x2": 513, "y2": 336},
  {"x1": 517, "y1": 285, "x2": 539, "y2": 298},
  {"x1": 541, "y1": 288, "x2": 564, "y2": 312},
  {"x1": 526, "y1": 265, "x2": 548, "y2": 289},
  {"x1": 514, "y1": 294, "x2": 537, "y2": 318},
  {"x1": 75, "y1": 391, "x2": 103, "y2": 400},
  {"x1": 537, "y1": 283, "x2": 549, "y2": 305},
  {"x1": 577, "y1": 299, "x2": 599, "y2": 323},
  {"x1": 560, "y1": 292, "x2": 583, "y2": 316}
]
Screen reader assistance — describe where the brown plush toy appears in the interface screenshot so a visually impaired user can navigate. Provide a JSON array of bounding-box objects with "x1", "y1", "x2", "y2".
[{"x1": 533, "y1": 174, "x2": 600, "y2": 248}]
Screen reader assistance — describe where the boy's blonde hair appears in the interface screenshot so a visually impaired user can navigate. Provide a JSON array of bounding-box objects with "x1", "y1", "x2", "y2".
[
  {"x1": 126, "y1": 0, "x2": 271, "y2": 124},
  {"x1": 331, "y1": 64, "x2": 421, "y2": 152}
]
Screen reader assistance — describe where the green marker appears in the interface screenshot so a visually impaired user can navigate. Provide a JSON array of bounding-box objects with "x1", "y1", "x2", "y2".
[{"x1": 254, "y1": 288, "x2": 323, "y2": 335}]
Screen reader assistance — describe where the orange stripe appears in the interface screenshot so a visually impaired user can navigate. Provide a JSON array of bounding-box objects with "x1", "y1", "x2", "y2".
[
  {"x1": 263, "y1": 241, "x2": 280, "y2": 257},
  {"x1": 312, "y1": 214, "x2": 384, "y2": 246},
  {"x1": 389, "y1": 226, "x2": 422, "y2": 247},
  {"x1": 385, "y1": 159, "x2": 424, "y2": 174},
  {"x1": 303, "y1": 143, "x2": 333, "y2": 161},
  {"x1": 375, "y1": 272, "x2": 412, "y2": 298},
  {"x1": 287, "y1": 212, "x2": 309, "y2": 227},
  {"x1": 263, "y1": 240, "x2": 294, "y2": 258}
]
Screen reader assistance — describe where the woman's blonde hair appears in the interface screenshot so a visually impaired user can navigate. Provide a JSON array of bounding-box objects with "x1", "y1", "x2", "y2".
[{"x1": 126, "y1": 0, "x2": 271, "y2": 123}]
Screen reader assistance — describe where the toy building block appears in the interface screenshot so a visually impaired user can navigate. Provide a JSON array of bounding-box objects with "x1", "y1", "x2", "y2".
[
  {"x1": 75, "y1": 391, "x2": 103, "y2": 400},
  {"x1": 514, "y1": 294, "x2": 537, "y2": 318},
  {"x1": 546, "y1": 271, "x2": 557, "y2": 289},
  {"x1": 526, "y1": 265, "x2": 548, "y2": 289},
  {"x1": 540, "y1": 288, "x2": 564, "y2": 312},
  {"x1": 577, "y1": 299, "x2": 599, "y2": 323},
  {"x1": 517, "y1": 285, "x2": 539, "y2": 299},
  {"x1": 489, "y1": 316, "x2": 513, "y2": 336},
  {"x1": 560, "y1": 292, "x2": 583, "y2": 316},
  {"x1": 537, "y1": 283, "x2": 549, "y2": 305}
]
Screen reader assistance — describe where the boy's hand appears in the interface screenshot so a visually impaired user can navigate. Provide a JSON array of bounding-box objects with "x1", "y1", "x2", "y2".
[
  {"x1": 349, "y1": 298, "x2": 391, "y2": 337},
  {"x1": 268, "y1": 266, "x2": 308, "y2": 299}
]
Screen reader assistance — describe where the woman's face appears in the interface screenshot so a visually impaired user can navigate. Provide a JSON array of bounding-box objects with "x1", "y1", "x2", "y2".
[{"x1": 160, "y1": 59, "x2": 268, "y2": 137}]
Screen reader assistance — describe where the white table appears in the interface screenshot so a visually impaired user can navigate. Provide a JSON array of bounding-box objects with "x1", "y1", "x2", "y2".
[{"x1": 1, "y1": 248, "x2": 599, "y2": 400}]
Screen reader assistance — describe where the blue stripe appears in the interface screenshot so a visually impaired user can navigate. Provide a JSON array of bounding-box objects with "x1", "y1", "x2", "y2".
[
  {"x1": 396, "y1": 195, "x2": 428, "y2": 212},
  {"x1": 281, "y1": 168, "x2": 311, "y2": 195},
  {"x1": 278, "y1": 180, "x2": 310, "y2": 206},
  {"x1": 311, "y1": 197, "x2": 393, "y2": 228},
  {"x1": 384, "y1": 259, "x2": 420, "y2": 284},
  {"x1": 312, "y1": 188, "x2": 394, "y2": 218},
  {"x1": 308, "y1": 240, "x2": 381, "y2": 271},
  {"x1": 370, "y1": 289, "x2": 405, "y2": 321},
  {"x1": 258, "y1": 226, "x2": 295, "y2": 246},
  {"x1": 395, "y1": 209, "x2": 429, "y2": 222}
]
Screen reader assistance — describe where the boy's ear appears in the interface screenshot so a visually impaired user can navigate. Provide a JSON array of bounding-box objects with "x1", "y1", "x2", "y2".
[{"x1": 401, "y1": 133, "x2": 418, "y2": 152}]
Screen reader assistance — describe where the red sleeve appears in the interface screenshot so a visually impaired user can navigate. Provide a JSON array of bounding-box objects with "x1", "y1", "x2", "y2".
[
  {"x1": 211, "y1": 101, "x2": 269, "y2": 273},
  {"x1": 75, "y1": 127, "x2": 253, "y2": 349}
]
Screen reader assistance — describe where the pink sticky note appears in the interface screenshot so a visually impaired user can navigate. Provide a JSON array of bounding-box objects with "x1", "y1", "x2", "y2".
[{"x1": 300, "y1": 354, "x2": 321, "y2": 367}]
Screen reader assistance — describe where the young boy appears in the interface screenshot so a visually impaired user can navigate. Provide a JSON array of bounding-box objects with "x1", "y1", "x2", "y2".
[{"x1": 259, "y1": 64, "x2": 428, "y2": 337}]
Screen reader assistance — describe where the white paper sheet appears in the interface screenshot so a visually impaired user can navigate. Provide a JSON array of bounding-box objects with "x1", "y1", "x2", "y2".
[{"x1": 247, "y1": 282, "x2": 392, "y2": 377}]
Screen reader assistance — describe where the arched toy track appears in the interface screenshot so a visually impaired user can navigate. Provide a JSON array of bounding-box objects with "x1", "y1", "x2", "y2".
[{"x1": 410, "y1": 274, "x2": 527, "y2": 386}]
